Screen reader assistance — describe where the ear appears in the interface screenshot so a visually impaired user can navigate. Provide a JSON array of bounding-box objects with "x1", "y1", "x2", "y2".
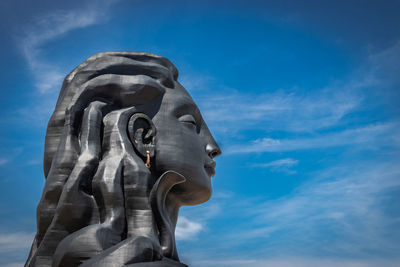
[{"x1": 128, "y1": 113, "x2": 156, "y2": 159}]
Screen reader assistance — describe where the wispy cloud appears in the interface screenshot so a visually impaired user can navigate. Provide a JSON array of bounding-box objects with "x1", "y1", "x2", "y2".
[
  {"x1": 256, "y1": 161, "x2": 400, "y2": 256},
  {"x1": 180, "y1": 72, "x2": 216, "y2": 92},
  {"x1": 368, "y1": 40, "x2": 400, "y2": 88},
  {"x1": 0, "y1": 149, "x2": 23, "y2": 168},
  {"x1": 0, "y1": 159, "x2": 8, "y2": 166},
  {"x1": 193, "y1": 258, "x2": 400, "y2": 267},
  {"x1": 177, "y1": 42, "x2": 400, "y2": 266},
  {"x1": 176, "y1": 216, "x2": 203, "y2": 241},
  {"x1": 189, "y1": 158, "x2": 400, "y2": 259},
  {"x1": 194, "y1": 41, "x2": 400, "y2": 161},
  {"x1": 19, "y1": 0, "x2": 119, "y2": 93},
  {"x1": 252, "y1": 158, "x2": 299, "y2": 174},
  {"x1": 1, "y1": 263, "x2": 25, "y2": 267},
  {"x1": 200, "y1": 88, "x2": 361, "y2": 134},
  {"x1": 226, "y1": 121, "x2": 399, "y2": 154},
  {"x1": 253, "y1": 158, "x2": 298, "y2": 168},
  {"x1": 0, "y1": 232, "x2": 35, "y2": 266},
  {"x1": 16, "y1": 90, "x2": 62, "y2": 128},
  {"x1": 0, "y1": 232, "x2": 34, "y2": 252}
]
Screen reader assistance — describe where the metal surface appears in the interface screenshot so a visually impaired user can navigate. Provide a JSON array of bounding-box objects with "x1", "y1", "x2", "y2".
[{"x1": 25, "y1": 52, "x2": 221, "y2": 267}]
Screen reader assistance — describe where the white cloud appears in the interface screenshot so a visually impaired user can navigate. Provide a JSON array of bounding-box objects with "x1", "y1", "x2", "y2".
[
  {"x1": 0, "y1": 159, "x2": 8, "y2": 166},
  {"x1": 253, "y1": 158, "x2": 299, "y2": 174},
  {"x1": 177, "y1": 42, "x2": 400, "y2": 264},
  {"x1": 33, "y1": 71, "x2": 65, "y2": 95},
  {"x1": 1, "y1": 263, "x2": 25, "y2": 267},
  {"x1": 194, "y1": 258, "x2": 400, "y2": 267},
  {"x1": 254, "y1": 158, "x2": 298, "y2": 168},
  {"x1": 0, "y1": 149, "x2": 24, "y2": 167},
  {"x1": 176, "y1": 216, "x2": 203, "y2": 240},
  {"x1": 180, "y1": 72, "x2": 216, "y2": 92},
  {"x1": 16, "y1": 91, "x2": 60, "y2": 128},
  {"x1": 19, "y1": 0, "x2": 119, "y2": 93},
  {"x1": 266, "y1": 162, "x2": 400, "y2": 255},
  {"x1": 368, "y1": 40, "x2": 400, "y2": 87},
  {"x1": 201, "y1": 159, "x2": 400, "y2": 258},
  {"x1": 192, "y1": 41, "x2": 400, "y2": 155},
  {"x1": 200, "y1": 88, "x2": 361, "y2": 134},
  {"x1": 0, "y1": 232, "x2": 35, "y2": 252},
  {"x1": 226, "y1": 122, "x2": 399, "y2": 154}
]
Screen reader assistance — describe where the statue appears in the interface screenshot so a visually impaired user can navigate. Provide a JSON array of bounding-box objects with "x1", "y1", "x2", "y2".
[{"x1": 25, "y1": 52, "x2": 221, "y2": 267}]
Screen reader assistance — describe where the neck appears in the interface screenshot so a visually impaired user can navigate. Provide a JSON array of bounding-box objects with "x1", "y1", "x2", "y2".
[
  {"x1": 165, "y1": 193, "x2": 181, "y2": 236},
  {"x1": 150, "y1": 171, "x2": 186, "y2": 261}
]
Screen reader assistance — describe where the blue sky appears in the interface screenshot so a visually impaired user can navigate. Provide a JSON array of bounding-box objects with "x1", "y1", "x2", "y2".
[{"x1": 0, "y1": 0, "x2": 400, "y2": 266}]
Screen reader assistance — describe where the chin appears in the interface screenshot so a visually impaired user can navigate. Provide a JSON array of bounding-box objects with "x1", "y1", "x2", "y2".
[
  {"x1": 172, "y1": 177, "x2": 212, "y2": 206},
  {"x1": 190, "y1": 184, "x2": 212, "y2": 205}
]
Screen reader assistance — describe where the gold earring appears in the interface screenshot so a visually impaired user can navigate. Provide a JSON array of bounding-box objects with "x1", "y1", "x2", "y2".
[{"x1": 145, "y1": 150, "x2": 151, "y2": 168}]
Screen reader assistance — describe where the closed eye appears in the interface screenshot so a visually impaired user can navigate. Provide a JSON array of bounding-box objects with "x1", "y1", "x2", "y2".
[{"x1": 179, "y1": 114, "x2": 197, "y2": 126}]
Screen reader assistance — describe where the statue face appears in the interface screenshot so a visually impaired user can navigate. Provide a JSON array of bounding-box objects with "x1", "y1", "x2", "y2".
[{"x1": 152, "y1": 82, "x2": 221, "y2": 205}]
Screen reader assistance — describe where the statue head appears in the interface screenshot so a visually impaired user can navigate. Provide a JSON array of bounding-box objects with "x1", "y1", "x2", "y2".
[{"x1": 27, "y1": 52, "x2": 221, "y2": 267}]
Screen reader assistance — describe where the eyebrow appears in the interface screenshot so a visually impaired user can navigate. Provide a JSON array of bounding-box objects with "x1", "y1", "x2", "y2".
[
  {"x1": 173, "y1": 98, "x2": 202, "y2": 118},
  {"x1": 174, "y1": 96, "x2": 199, "y2": 110}
]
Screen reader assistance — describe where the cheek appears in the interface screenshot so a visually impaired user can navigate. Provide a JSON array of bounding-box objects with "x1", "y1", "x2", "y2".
[{"x1": 155, "y1": 126, "x2": 205, "y2": 173}]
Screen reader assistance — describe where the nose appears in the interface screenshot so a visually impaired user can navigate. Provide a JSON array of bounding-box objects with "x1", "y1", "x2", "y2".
[{"x1": 206, "y1": 143, "x2": 222, "y2": 159}]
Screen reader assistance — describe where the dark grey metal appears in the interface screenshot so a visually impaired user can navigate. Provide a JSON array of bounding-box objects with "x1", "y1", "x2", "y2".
[{"x1": 25, "y1": 52, "x2": 221, "y2": 267}]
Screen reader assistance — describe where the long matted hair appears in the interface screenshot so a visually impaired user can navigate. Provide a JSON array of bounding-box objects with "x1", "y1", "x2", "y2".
[{"x1": 26, "y1": 52, "x2": 184, "y2": 267}]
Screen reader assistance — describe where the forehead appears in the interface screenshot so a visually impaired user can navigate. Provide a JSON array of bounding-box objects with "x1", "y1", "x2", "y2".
[{"x1": 160, "y1": 82, "x2": 200, "y2": 114}]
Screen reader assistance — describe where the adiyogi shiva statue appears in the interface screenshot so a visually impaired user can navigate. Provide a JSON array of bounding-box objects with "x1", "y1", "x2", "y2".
[{"x1": 25, "y1": 52, "x2": 221, "y2": 267}]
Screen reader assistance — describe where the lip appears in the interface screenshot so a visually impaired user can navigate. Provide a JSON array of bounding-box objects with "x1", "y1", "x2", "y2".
[{"x1": 204, "y1": 160, "x2": 216, "y2": 177}]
